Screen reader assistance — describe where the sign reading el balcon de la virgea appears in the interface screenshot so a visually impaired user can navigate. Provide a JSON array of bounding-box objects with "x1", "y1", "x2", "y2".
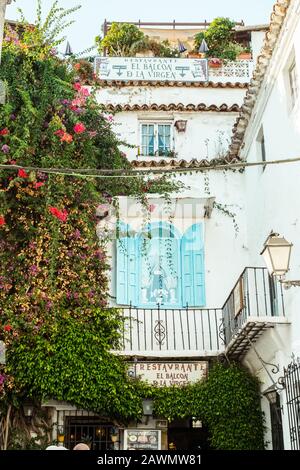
[
  {"x1": 128, "y1": 361, "x2": 208, "y2": 387},
  {"x1": 95, "y1": 57, "x2": 208, "y2": 82}
]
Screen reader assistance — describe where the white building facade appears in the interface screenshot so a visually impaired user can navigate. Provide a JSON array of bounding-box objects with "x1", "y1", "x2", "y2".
[
  {"x1": 44, "y1": 1, "x2": 300, "y2": 451},
  {"x1": 227, "y1": 0, "x2": 300, "y2": 451}
]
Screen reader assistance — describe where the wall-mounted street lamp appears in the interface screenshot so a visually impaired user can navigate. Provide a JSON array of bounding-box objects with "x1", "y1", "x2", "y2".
[
  {"x1": 142, "y1": 399, "x2": 154, "y2": 416},
  {"x1": 174, "y1": 120, "x2": 187, "y2": 133},
  {"x1": 261, "y1": 232, "x2": 300, "y2": 288},
  {"x1": 263, "y1": 386, "x2": 278, "y2": 405}
]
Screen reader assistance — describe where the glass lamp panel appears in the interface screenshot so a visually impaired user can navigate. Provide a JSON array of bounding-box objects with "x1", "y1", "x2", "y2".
[{"x1": 268, "y1": 245, "x2": 291, "y2": 276}]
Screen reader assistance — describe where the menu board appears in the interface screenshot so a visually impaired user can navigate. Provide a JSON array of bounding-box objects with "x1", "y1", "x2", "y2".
[{"x1": 124, "y1": 429, "x2": 161, "y2": 450}]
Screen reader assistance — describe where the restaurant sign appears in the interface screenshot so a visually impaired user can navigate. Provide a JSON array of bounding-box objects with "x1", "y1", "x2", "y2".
[
  {"x1": 128, "y1": 361, "x2": 208, "y2": 387},
  {"x1": 95, "y1": 57, "x2": 208, "y2": 82}
]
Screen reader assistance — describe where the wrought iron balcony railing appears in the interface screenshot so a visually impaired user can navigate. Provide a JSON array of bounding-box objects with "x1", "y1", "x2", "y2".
[
  {"x1": 119, "y1": 305, "x2": 223, "y2": 356},
  {"x1": 222, "y1": 267, "x2": 287, "y2": 358}
]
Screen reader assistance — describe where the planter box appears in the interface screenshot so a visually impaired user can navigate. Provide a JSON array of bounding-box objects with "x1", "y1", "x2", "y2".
[
  {"x1": 238, "y1": 53, "x2": 252, "y2": 60},
  {"x1": 208, "y1": 61, "x2": 222, "y2": 68}
]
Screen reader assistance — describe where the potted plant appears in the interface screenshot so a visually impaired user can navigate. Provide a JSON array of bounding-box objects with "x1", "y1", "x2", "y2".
[
  {"x1": 193, "y1": 17, "x2": 243, "y2": 61},
  {"x1": 208, "y1": 57, "x2": 223, "y2": 68},
  {"x1": 96, "y1": 23, "x2": 144, "y2": 56},
  {"x1": 238, "y1": 47, "x2": 252, "y2": 60}
]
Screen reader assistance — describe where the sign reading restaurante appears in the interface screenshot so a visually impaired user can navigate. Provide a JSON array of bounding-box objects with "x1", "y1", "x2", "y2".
[
  {"x1": 128, "y1": 361, "x2": 208, "y2": 387},
  {"x1": 95, "y1": 57, "x2": 208, "y2": 82}
]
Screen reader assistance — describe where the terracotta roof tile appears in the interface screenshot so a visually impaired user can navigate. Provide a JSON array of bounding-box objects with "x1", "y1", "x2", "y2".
[
  {"x1": 101, "y1": 103, "x2": 241, "y2": 112},
  {"x1": 97, "y1": 80, "x2": 248, "y2": 89},
  {"x1": 131, "y1": 156, "x2": 242, "y2": 170}
]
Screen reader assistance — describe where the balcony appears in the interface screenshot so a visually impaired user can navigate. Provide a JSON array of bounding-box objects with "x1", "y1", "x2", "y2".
[
  {"x1": 118, "y1": 305, "x2": 223, "y2": 357},
  {"x1": 94, "y1": 56, "x2": 254, "y2": 84},
  {"x1": 114, "y1": 267, "x2": 288, "y2": 359},
  {"x1": 222, "y1": 267, "x2": 289, "y2": 360}
]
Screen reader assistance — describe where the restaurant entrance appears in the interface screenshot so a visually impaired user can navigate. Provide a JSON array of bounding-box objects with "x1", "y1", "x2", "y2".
[{"x1": 167, "y1": 418, "x2": 209, "y2": 450}]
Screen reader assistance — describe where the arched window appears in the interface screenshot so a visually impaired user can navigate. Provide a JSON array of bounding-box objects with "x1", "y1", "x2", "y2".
[{"x1": 116, "y1": 222, "x2": 205, "y2": 308}]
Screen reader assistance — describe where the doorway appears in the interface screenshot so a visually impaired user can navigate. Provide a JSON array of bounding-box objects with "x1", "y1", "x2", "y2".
[{"x1": 167, "y1": 418, "x2": 209, "y2": 450}]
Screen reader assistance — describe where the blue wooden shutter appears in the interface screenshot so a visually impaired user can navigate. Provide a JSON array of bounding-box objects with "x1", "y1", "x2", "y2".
[
  {"x1": 181, "y1": 224, "x2": 205, "y2": 307},
  {"x1": 116, "y1": 223, "x2": 137, "y2": 305}
]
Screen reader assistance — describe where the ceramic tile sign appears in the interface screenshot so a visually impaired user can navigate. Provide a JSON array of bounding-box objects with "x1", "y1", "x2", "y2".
[
  {"x1": 124, "y1": 429, "x2": 161, "y2": 451},
  {"x1": 128, "y1": 361, "x2": 208, "y2": 387},
  {"x1": 95, "y1": 57, "x2": 208, "y2": 82}
]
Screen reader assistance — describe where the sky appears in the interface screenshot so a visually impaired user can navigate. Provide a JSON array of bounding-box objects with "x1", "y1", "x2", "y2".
[{"x1": 6, "y1": 0, "x2": 276, "y2": 55}]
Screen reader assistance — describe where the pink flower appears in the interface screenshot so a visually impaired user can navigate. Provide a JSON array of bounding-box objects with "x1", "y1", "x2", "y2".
[
  {"x1": 60, "y1": 133, "x2": 73, "y2": 143},
  {"x1": 2, "y1": 144, "x2": 10, "y2": 154},
  {"x1": 54, "y1": 129, "x2": 65, "y2": 137},
  {"x1": 34, "y1": 182, "x2": 44, "y2": 189},
  {"x1": 74, "y1": 122, "x2": 86, "y2": 134},
  {"x1": 73, "y1": 82, "x2": 82, "y2": 91},
  {"x1": 89, "y1": 131, "x2": 97, "y2": 138},
  {"x1": 80, "y1": 87, "x2": 90, "y2": 97},
  {"x1": 18, "y1": 169, "x2": 29, "y2": 178},
  {"x1": 49, "y1": 207, "x2": 68, "y2": 223},
  {"x1": 104, "y1": 114, "x2": 114, "y2": 123}
]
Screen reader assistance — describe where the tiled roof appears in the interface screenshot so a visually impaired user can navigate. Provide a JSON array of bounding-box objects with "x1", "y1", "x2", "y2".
[
  {"x1": 131, "y1": 156, "x2": 242, "y2": 170},
  {"x1": 228, "y1": 0, "x2": 290, "y2": 158},
  {"x1": 101, "y1": 103, "x2": 241, "y2": 112},
  {"x1": 97, "y1": 80, "x2": 248, "y2": 89}
]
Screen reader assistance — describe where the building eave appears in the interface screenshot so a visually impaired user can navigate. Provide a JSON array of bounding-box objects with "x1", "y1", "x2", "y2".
[{"x1": 101, "y1": 103, "x2": 242, "y2": 113}]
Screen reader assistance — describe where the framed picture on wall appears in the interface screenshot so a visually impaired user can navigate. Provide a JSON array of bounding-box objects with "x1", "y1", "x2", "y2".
[
  {"x1": 123, "y1": 429, "x2": 161, "y2": 450},
  {"x1": 234, "y1": 278, "x2": 244, "y2": 317}
]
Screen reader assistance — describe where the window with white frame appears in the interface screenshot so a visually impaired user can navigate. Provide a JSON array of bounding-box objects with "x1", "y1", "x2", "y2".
[
  {"x1": 140, "y1": 122, "x2": 173, "y2": 156},
  {"x1": 289, "y1": 61, "x2": 298, "y2": 108}
]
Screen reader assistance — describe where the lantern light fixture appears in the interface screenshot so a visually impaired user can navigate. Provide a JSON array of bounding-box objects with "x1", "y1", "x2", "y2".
[
  {"x1": 174, "y1": 120, "x2": 187, "y2": 133},
  {"x1": 261, "y1": 232, "x2": 300, "y2": 288}
]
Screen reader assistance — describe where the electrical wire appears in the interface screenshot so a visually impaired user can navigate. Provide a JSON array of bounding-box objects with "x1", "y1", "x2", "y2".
[{"x1": 0, "y1": 156, "x2": 300, "y2": 179}]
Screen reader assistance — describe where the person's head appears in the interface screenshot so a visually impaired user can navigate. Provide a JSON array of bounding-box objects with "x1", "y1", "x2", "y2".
[
  {"x1": 73, "y1": 443, "x2": 90, "y2": 450},
  {"x1": 46, "y1": 445, "x2": 68, "y2": 450}
]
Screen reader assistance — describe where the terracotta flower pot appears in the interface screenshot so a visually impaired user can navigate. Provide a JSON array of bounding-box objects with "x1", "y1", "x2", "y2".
[{"x1": 238, "y1": 53, "x2": 252, "y2": 60}]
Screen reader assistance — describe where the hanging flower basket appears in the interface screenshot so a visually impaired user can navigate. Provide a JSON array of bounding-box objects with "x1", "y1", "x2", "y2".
[{"x1": 208, "y1": 58, "x2": 223, "y2": 68}]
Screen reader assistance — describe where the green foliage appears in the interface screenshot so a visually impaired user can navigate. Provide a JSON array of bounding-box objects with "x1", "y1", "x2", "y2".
[
  {"x1": 5, "y1": 312, "x2": 143, "y2": 421},
  {"x1": 137, "y1": 362, "x2": 265, "y2": 450},
  {"x1": 194, "y1": 17, "x2": 242, "y2": 60},
  {"x1": 0, "y1": 1, "x2": 180, "y2": 424},
  {"x1": 97, "y1": 22, "x2": 145, "y2": 56},
  {"x1": 193, "y1": 32, "x2": 205, "y2": 51},
  {"x1": 96, "y1": 23, "x2": 179, "y2": 58}
]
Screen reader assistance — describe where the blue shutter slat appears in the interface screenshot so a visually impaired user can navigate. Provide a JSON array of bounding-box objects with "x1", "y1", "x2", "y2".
[
  {"x1": 127, "y1": 237, "x2": 137, "y2": 305},
  {"x1": 116, "y1": 237, "x2": 128, "y2": 305},
  {"x1": 181, "y1": 224, "x2": 205, "y2": 307},
  {"x1": 116, "y1": 223, "x2": 137, "y2": 306}
]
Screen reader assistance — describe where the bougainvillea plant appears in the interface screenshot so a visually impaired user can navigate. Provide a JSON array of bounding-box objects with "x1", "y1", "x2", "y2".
[{"x1": 0, "y1": 1, "x2": 181, "y2": 443}]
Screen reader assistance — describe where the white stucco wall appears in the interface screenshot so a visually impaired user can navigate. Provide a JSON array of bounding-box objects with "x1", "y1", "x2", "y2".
[
  {"x1": 110, "y1": 110, "x2": 239, "y2": 161},
  {"x1": 251, "y1": 31, "x2": 267, "y2": 62},
  {"x1": 242, "y1": 2, "x2": 300, "y2": 359},
  {"x1": 97, "y1": 86, "x2": 246, "y2": 108},
  {"x1": 240, "y1": 0, "x2": 300, "y2": 449}
]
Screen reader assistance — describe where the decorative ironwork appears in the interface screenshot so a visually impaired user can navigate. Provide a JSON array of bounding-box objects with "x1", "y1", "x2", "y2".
[
  {"x1": 284, "y1": 354, "x2": 300, "y2": 450},
  {"x1": 154, "y1": 320, "x2": 166, "y2": 347},
  {"x1": 121, "y1": 306, "x2": 222, "y2": 353},
  {"x1": 222, "y1": 267, "x2": 285, "y2": 351},
  {"x1": 209, "y1": 60, "x2": 254, "y2": 83}
]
